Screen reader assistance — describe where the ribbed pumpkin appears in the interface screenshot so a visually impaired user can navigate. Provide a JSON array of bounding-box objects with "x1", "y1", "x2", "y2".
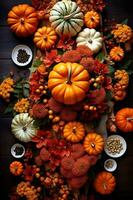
[
  {"x1": 34, "y1": 26, "x2": 57, "y2": 50},
  {"x1": 63, "y1": 121, "x2": 85, "y2": 143},
  {"x1": 115, "y1": 108, "x2": 133, "y2": 132},
  {"x1": 109, "y1": 46, "x2": 124, "y2": 61},
  {"x1": 94, "y1": 171, "x2": 116, "y2": 195},
  {"x1": 7, "y1": 4, "x2": 38, "y2": 37},
  {"x1": 84, "y1": 11, "x2": 100, "y2": 29},
  {"x1": 10, "y1": 161, "x2": 23, "y2": 176},
  {"x1": 49, "y1": 0, "x2": 84, "y2": 37},
  {"x1": 48, "y1": 62, "x2": 89, "y2": 105},
  {"x1": 83, "y1": 133, "x2": 104, "y2": 155},
  {"x1": 76, "y1": 28, "x2": 103, "y2": 53}
]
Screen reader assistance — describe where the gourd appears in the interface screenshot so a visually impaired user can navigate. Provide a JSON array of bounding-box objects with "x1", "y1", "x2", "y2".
[
  {"x1": 11, "y1": 113, "x2": 37, "y2": 142},
  {"x1": 109, "y1": 46, "x2": 124, "y2": 61},
  {"x1": 63, "y1": 121, "x2": 85, "y2": 143},
  {"x1": 84, "y1": 11, "x2": 100, "y2": 29},
  {"x1": 48, "y1": 62, "x2": 90, "y2": 105},
  {"x1": 10, "y1": 161, "x2": 23, "y2": 176},
  {"x1": 94, "y1": 171, "x2": 116, "y2": 195},
  {"x1": 76, "y1": 28, "x2": 103, "y2": 53},
  {"x1": 49, "y1": 0, "x2": 84, "y2": 37},
  {"x1": 83, "y1": 133, "x2": 104, "y2": 155},
  {"x1": 7, "y1": 4, "x2": 38, "y2": 37},
  {"x1": 115, "y1": 108, "x2": 133, "y2": 132},
  {"x1": 34, "y1": 26, "x2": 57, "y2": 50}
]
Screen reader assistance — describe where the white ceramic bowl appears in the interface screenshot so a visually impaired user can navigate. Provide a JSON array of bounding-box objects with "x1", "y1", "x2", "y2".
[
  {"x1": 11, "y1": 44, "x2": 32, "y2": 66},
  {"x1": 11, "y1": 143, "x2": 25, "y2": 158},
  {"x1": 104, "y1": 158, "x2": 117, "y2": 172},
  {"x1": 104, "y1": 135, "x2": 127, "y2": 158}
]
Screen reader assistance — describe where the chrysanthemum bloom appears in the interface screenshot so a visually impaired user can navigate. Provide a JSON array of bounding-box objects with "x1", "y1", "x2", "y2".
[
  {"x1": 70, "y1": 143, "x2": 85, "y2": 160},
  {"x1": 72, "y1": 156, "x2": 91, "y2": 176},
  {"x1": 40, "y1": 147, "x2": 50, "y2": 161},
  {"x1": 60, "y1": 167, "x2": 74, "y2": 178},
  {"x1": 61, "y1": 50, "x2": 81, "y2": 63},
  {"x1": 60, "y1": 108, "x2": 77, "y2": 122},
  {"x1": 14, "y1": 98, "x2": 30, "y2": 113},
  {"x1": 112, "y1": 24, "x2": 132, "y2": 43},
  {"x1": 61, "y1": 156, "x2": 75, "y2": 170},
  {"x1": 80, "y1": 57, "x2": 95, "y2": 72},
  {"x1": 68, "y1": 175, "x2": 88, "y2": 189},
  {"x1": 31, "y1": 103, "x2": 48, "y2": 119},
  {"x1": 76, "y1": 45, "x2": 93, "y2": 57},
  {"x1": 48, "y1": 97, "x2": 63, "y2": 113}
]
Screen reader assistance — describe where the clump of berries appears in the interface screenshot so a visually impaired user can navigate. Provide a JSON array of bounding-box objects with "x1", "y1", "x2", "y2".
[
  {"x1": 0, "y1": 77, "x2": 14, "y2": 101},
  {"x1": 14, "y1": 98, "x2": 30, "y2": 113}
]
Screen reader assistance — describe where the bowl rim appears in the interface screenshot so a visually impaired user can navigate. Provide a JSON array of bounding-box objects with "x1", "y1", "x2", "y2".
[{"x1": 11, "y1": 143, "x2": 25, "y2": 158}]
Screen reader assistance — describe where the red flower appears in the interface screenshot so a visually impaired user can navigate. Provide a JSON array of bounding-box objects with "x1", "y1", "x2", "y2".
[
  {"x1": 61, "y1": 50, "x2": 81, "y2": 63},
  {"x1": 68, "y1": 175, "x2": 88, "y2": 189},
  {"x1": 23, "y1": 165, "x2": 36, "y2": 182},
  {"x1": 80, "y1": 57, "x2": 95, "y2": 72},
  {"x1": 104, "y1": 77, "x2": 113, "y2": 90},
  {"x1": 43, "y1": 49, "x2": 61, "y2": 68},
  {"x1": 31, "y1": 103, "x2": 48, "y2": 119},
  {"x1": 93, "y1": 60, "x2": 109, "y2": 75},
  {"x1": 70, "y1": 143, "x2": 85, "y2": 160},
  {"x1": 87, "y1": 88, "x2": 106, "y2": 104},
  {"x1": 60, "y1": 167, "x2": 74, "y2": 178},
  {"x1": 76, "y1": 45, "x2": 93, "y2": 57},
  {"x1": 61, "y1": 156, "x2": 75, "y2": 170},
  {"x1": 40, "y1": 147, "x2": 50, "y2": 161},
  {"x1": 32, "y1": 130, "x2": 52, "y2": 148},
  {"x1": 57, "y1": 36, "x2": 75, "y2": 50}
]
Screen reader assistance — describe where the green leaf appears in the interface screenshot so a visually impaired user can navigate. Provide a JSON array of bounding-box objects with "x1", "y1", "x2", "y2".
[
  {"x1": 23, "y1": 87, "x2": 29, "y2": 97},
  {"x1": 4, "y1": 105, "x2": 13, "y2": 114},
  {"x1": 121, "y1": 18, "x2": 128, "y2": 25},
  {"x1": 30, "y1": 59, "x2": 42, "y2": 73},
  {"x1": 95, "y1": 51, "x2": 105, "y2": 62},
  {"x1": 108, "y1": 66, "x2": 115, "y2": 75}
]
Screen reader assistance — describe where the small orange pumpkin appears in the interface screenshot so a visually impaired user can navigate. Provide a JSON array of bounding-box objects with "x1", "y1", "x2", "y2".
[
  {"x1": 48, "y1": 62, "x2": 90, "y2": 105},
  {"x1": 115, "y1": 108, "x2": 133, "y2": 132},
  {"x1": 94, "y1": 171, "x2": 116, "y2": 195},
  {"x1": 63, "y1": 121, "x2": 85, "y2": 143},
  {"x1": 83, "y1": 133, "x2": 104, "y2": 155},
  {"x1": 7, "y1": 4, "x2": 38, "y2": 37},
  {"x1": 84, "y1": 11, "x2": 100, "y2": 28},
  {"x1": 33, "y1": 26, "x2": 57, "y2": 50},
  {"x1": 10, "y1": 161, "x2": 23, "y2": 176},
  {"x1": 109, "y1": 46, "x2": 124, "y2": 61}
]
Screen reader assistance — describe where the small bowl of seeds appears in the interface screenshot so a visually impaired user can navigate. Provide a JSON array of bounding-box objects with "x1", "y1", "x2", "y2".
[
  {"x1": 104, "y1": 159, "x2": 117, "y2": 172},
  {"x1": 11, "y1": 44, "x2": 32, "y2": 67},
  {"x1": 11, "y1": 143, "x2": 25, "y2": 158},
  {"x1": 104, "y1": 135, "x2": 127, "y2": 158}
]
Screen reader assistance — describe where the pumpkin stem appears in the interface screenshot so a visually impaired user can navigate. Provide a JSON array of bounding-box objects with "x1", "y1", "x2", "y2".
[
  {"x1": 127, "y1": 117, "x2": 133, "y2": 121},
  {"x1": 72, "y1": 126, "x2": 77, "y2": 134},
  {"x1": 20, "y1": 18, "x2": 25, "y2": 24},
  {"x1": 22, "y1": 120, "x2": 34, "y2": 131},
  {"x1": 67, "y1": 67, "x2": 72, "y2": 84},
  {"x1": 103, "y1": 182, "x2": 107, "y2": 190},
  {"x1": 91, "y1": 143, "x2": 95, "y2": 148}
]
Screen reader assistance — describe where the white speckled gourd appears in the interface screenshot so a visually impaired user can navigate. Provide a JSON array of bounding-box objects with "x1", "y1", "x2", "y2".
[
  {"x1": 76, "y1": 28, "x2": 103, "y2": 53},
  {"x1": 11, "y1": 113, "x2": 37, "y2": 142},
  {"x1": 49, "y1": 0, "x2": 84, "y2": 37}
]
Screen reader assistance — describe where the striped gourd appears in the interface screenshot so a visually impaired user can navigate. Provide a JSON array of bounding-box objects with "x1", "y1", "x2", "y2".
[{"x1": 49, "y1": 0, "x2": 84, "y2": 37}]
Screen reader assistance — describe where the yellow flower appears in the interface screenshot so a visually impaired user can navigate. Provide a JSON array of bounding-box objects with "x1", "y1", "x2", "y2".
[
  {"x1": 112, "y1": 24, "x2": 132, "y2": 43},
  {"x1": 0, "y1": 77, "x2": 14, "y2": 101},
  {"x1": 14, "y1": 98, "x2": 30, "y2": 113}
]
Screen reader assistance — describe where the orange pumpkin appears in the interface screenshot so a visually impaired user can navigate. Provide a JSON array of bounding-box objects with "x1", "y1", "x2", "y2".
[
  {"x1": 115, "y1": 108, "x2": 133, "y2": 132},
  {"x1": 10, "y1": 161, "x2": 23, "y2": 176},
  {"x1": 84, "y1": 11, "x2": 100, "y2": 28},
  {"x1": 83, "y1": 133, "x2": 104, "y2": 155},
  {"x1": 63, "y1": 121, "x2": 85, "y2": 143},
  {"x1": 7, "y1": 4, "x2": 38, "y2": 37},
  {"x1": 109, "y1": 46, "x2": 124, "y2": 61},
  {"x1": 33, "y1": 26, "x2": 57, "y2": 50},
  {"x1": 94, "y1": 171, "x2": 116, "y2": 195},
  {"x1": 48, "y1": 62, "x2": 90, "y2": 105}
]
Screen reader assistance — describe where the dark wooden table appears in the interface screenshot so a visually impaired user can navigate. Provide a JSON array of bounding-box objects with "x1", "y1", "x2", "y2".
[{"x1": 0, "y1": 0, "x2": 133, "y2": 200}]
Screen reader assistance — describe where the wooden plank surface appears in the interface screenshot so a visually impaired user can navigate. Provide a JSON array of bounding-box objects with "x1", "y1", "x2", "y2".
[{"x1": 0, "y1": 0, "x2": 133, "y2": 200}]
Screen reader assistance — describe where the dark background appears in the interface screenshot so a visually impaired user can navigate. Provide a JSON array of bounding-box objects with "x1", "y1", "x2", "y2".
[{"x1": 0, "y1": 0, "x2": 133, "y2": 199}]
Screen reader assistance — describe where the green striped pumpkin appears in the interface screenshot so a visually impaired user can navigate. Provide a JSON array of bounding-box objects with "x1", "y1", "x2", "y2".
[{"x1": 49, "y1": 0, "x2": 84, "y2": 37}]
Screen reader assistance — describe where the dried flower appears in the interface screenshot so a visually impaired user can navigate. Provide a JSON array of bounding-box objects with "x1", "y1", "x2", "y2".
[
  {"x1": 80, "y1": 57, "x2": 95, "y2": 72},
  {"x1": 61, "y1": 156, "x2": 75, "y2": 170},
  {"x1": 93, "y1": 60, "x2": 109, "y2": 75},
  {"x1": 76, "y1": 45, "x2": 93, "y2": 57},
  {"x1": 0, "y1": 77, "x2": 14, "y2": 101},
  {"x1": 70, "y1": 143, "x2": 85, "y2": 160},
  {"x1": 68, "y1": 175, "x2": 88, "y2": 189},
  {"x1": 60, "y1": 167, "x2": 74, "y2": 178},
  {"x1": 40, "y1": 147, "x2": 50, "y2": 161},
  {"x1": 23, "y1": 165, "x2": 36, "y2": 182},
  {"x1": 61, "y1": 50, "x2": 81, "y2": 63},
  {"x1": 43, "y1": 49, "x2": 61, "y2": 68},
  {"x1": 57, "y1": 36, "x2": 75, "y2": 50},
  {"x1": 31, "y1": 103, "x2": 48, "y2": 119},
  {"x1": 60, "y1": 108, "x2": 77, "y2": 122}
]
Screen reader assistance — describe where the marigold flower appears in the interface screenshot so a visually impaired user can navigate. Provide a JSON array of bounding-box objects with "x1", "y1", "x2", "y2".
[
  {"x1": 14, "y1": 98, "x2": 30, "y2": 113},
  {"x1": 0, "y1": 77, "x2": 14, "y2": 101},
  {"x1": 112, "y1": 24, "x2": 132, "y2": 43}
]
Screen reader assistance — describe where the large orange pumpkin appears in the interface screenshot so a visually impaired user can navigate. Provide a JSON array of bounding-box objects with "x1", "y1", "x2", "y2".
[
  {"x1": 7, "y1": 4, "x2": 38, "y2": 37},
  {"x1": 115, "y1": 108, "x2": 133, "y2": 132},
  {"x1": 34, "y1": 26, "x2": 57, "y2": 50},
  {"x1": 83, "y1": 133, "x2": 104, "y2": 155},
  {"x1": 63, "y1": 121, "x2": 85, "y2": 143},
  {"x1": 48, "y1": 62, "x2": 90, "y2": 105},
  {"x1": 10, "y1": 161, "x2": 23, "y2": 176},
  {"x1": 94, "y1": 171, "x2": 116, "y2": 195}
]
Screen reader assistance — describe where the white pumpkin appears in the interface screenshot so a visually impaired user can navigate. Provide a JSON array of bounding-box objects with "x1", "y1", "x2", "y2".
[
  {"x1": 11, "y1": 113, "x2": 37, "y2": 142},
  {"x1": 49, "y1": 0, "x2": 84, "y2": 37},
  {"x1": 76, "y1": 28, "x2": 103, "y2": 53}
]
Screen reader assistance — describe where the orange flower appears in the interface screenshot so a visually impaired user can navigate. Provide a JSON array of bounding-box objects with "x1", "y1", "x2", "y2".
[
  {"x1": 61, "y1": 50, "x2": 81, "y2": 63},
  {"x1": 110, "y1": 46, "x2": 124, "y2": 61},
  {"x1": 43, "y1": 49, "x2": 61, "y2": 68}
]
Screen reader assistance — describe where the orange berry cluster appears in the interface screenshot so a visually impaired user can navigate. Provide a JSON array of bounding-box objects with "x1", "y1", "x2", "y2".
[
  {"x1": 14, "y1": 98, "x2": 30, "y2": 113},
  {"x1": 113, "y1": 70, "x2": 129, "y2": 101},
  {"x1": 0, "y1": 77, "x2": 14, "y2": 101},
  {"x1": 112, "y1": 24, "x2": 132, "y2": 43},
  {"x1": 43, "y1": 172, "x2": 64, "y2": 188},
  {"x1": 89, "y1": 75, "x2": 104, "y2": 88},
  {"x1": 16, "y1": 181, "x2": 40, "y2": 200},
  {"x1": 52, "y1": 121, "x2": 66, "y2": 132},
  {"x1": 58, "y1": 185, "x2": 71, "y2": 200},
  {"x1": 36, "y1": 78, "x2": 48, "y2": 95}
]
